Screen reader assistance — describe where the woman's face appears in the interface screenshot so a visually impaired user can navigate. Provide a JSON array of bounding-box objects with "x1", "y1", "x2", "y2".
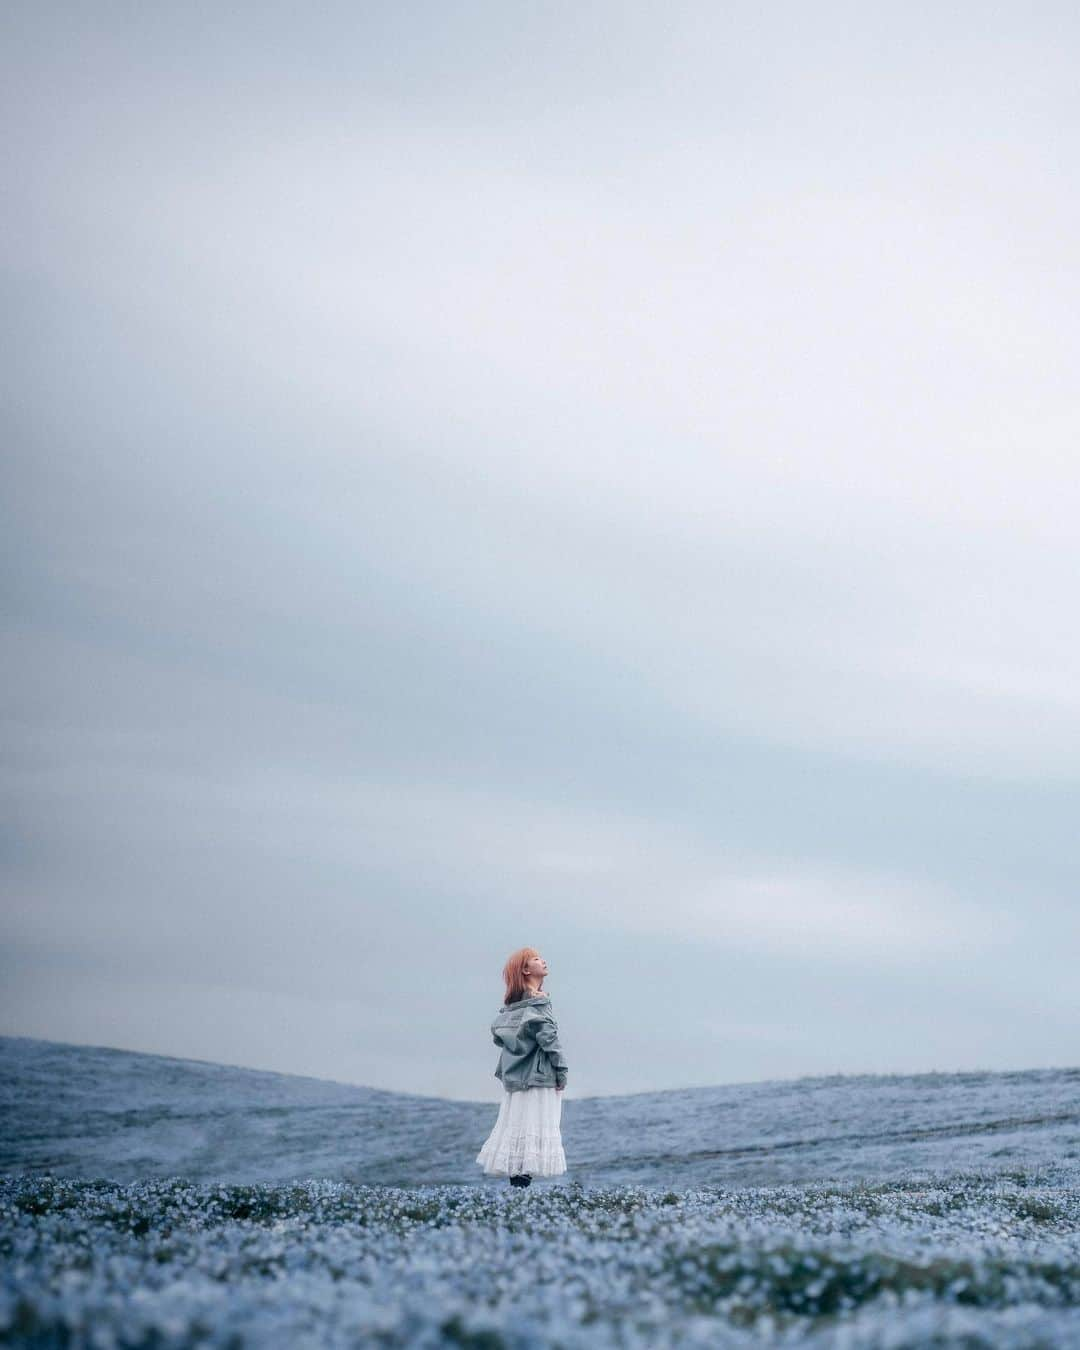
[{"x1": 523, "y1": 953, "x2": 548, "y2": 983}]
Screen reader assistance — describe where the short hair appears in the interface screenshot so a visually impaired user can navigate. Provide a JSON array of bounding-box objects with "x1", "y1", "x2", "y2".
[{"x1": 502, "y1": 947, "x2": 541, "y2": 1005}]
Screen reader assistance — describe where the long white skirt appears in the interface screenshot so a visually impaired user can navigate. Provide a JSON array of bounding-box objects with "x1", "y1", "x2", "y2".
[{"x1": 476, "y1": 1086, "x2": 566, "y2": 1177}]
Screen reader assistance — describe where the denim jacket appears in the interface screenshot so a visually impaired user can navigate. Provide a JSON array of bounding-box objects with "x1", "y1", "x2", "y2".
[{"x1": 490, "y1": 993, "x2": 568, "y2": 1092}]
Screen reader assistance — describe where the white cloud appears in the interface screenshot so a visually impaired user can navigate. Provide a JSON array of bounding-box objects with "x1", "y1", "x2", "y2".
[{"x1": 4, "y1": 1, "x2": 1079, "y2": 1091}]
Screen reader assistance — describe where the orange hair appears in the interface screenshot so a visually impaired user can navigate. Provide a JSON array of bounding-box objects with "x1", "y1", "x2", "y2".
[{"x1": 502, "y1": 946, "x2": 541, "y2": 1005}]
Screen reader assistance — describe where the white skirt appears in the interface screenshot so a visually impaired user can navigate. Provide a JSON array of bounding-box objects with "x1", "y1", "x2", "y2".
[{"x1": 476, "y1": 1086, "x2": 566, "y2": 1177}]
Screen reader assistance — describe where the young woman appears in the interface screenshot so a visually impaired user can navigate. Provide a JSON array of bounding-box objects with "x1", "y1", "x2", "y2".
[{"x1": 476, "y1": 946, "x2": 568, "y2": 1187}]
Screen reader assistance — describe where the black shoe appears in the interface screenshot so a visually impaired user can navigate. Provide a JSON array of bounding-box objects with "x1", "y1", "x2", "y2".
[{"x1": 509, "y1": 1173, "x2": 533, "y2": 1188}]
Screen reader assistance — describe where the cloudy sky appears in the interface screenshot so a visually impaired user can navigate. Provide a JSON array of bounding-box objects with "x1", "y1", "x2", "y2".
[{"x1": 3, "y1": 2, "x2": 1078, "y2": 1101}]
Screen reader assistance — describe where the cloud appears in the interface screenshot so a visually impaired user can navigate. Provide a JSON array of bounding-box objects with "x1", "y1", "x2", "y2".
[{"x1": 3, "y1": 1, "x2": 1079, "y2": 1093}]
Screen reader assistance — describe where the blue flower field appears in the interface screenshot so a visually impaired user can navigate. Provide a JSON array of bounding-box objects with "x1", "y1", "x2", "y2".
[{"x1": 2, "y1": 1039, "x2": 1078, "y2": 1346}]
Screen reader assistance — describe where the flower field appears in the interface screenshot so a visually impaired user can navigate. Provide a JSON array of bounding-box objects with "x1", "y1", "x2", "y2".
[{"x1": 3, "y1": 1170, "x2": 1079, "y2": 1347}]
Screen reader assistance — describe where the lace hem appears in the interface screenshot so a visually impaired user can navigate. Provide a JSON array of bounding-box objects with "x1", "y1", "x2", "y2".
[
  {"x1": 476, "y1": 1145, "x2": 566, "y2": 1176},
  {"x1": 476, "y1": 1129, "x2": 566, "y2": 1177}
]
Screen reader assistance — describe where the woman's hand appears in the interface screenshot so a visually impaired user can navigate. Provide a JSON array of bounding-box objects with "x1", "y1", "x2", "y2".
[{"x1": 555, "y1": 1084, "x2": 564, "y2": 1093}]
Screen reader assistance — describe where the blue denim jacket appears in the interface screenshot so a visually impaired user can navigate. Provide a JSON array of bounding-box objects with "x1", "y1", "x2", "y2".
[{"x1": 491, "y1": 993, "x2": 568, "y2": 1092}]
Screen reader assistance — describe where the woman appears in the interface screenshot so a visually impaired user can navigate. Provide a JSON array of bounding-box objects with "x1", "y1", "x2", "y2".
[{"x1": 476, "y1": 946, "x2": 568, "y2": 1187}]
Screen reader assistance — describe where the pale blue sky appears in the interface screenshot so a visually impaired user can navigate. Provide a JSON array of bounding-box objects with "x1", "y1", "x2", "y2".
[{"x1": 3, "y1": 2, "x2": 1078, "y2": 1099}]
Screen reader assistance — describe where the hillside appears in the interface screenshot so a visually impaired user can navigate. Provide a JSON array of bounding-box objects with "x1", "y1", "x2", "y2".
[{"x1": 2, "y1": 1035, "x2": 1077, "y2": 1188}]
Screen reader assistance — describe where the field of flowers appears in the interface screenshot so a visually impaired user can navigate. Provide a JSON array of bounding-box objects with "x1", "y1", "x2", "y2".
[{"x1": 3, "y1": 1170, "x2": 1079, "y2": 1348}]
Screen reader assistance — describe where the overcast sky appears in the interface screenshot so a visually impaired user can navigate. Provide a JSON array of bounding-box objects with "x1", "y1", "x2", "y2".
[{"x1": 3, "y1": 2, "x2": 1078, "y2": 1101}]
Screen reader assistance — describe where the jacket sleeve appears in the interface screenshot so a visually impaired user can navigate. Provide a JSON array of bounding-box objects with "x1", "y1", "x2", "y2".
[{"x1": 534, "y1": 1012, "x2": 568, "y2": 1089}]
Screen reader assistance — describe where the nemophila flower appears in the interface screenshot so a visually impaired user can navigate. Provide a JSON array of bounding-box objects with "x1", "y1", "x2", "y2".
[{"x1": 2, "y1": 1174, "x2": 1079, "y2": 1346}]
